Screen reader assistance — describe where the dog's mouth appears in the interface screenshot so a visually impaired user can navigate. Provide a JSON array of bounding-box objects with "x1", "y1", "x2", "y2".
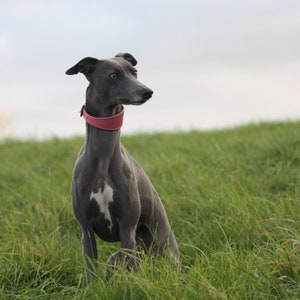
[
  {"x1": 120, "y1": 98, "x2": 147, "y2": 105},
  {"x1": 120, "y1": 91, "x2": 152, "y2": 105}
]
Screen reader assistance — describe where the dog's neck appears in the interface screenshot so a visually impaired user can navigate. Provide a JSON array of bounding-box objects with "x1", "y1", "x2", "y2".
[
  {"x1": 81, "y1": 84, "x2": 125, "y2": 176},
  {"x1": 82, "y1": 102, "x2": 123, "y2": 177}
]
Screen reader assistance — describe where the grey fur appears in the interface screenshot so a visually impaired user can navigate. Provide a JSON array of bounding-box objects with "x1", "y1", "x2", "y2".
[{"x1": 66, "y1": 53, "x2": 179, "y2": 284}]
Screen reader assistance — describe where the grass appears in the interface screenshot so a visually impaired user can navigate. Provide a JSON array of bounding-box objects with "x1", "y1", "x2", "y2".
[{"x1": 0, "y1": 121, "x2": 300, "y2": 299}]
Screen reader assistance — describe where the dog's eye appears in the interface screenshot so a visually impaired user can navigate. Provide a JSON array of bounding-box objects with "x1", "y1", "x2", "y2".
[{"x1": 110, "y1": 73, "x2": 118, "y2": 80}]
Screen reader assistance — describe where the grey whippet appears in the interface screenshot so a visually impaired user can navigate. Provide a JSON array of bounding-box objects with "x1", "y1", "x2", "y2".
[{"x1": 66, "y1": 53, "x2": 179, "y2": 284}]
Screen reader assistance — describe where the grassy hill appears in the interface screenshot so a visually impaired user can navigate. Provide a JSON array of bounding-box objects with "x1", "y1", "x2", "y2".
[{"x1": 0, "y1": 122, "x2": 299, "y2": 299}]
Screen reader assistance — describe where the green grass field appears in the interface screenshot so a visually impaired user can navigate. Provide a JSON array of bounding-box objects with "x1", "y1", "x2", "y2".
[{"x1": 1, "y1": 122, "x2": 300, "y2": 299}]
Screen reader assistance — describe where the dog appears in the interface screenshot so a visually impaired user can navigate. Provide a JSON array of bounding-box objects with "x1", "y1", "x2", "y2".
[{"x1": 66, "y1": 53, "x2": 179, "y2": 284}]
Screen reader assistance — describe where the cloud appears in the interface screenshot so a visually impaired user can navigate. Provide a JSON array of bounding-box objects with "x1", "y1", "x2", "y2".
[
  {"x1": 0, "y1": 34, "x2": 11, "y2": 56},
  {"x1": 1, "y1": 0, "x2": 300, "y2": 139},
  {"x1": 0, "y1": 0, "x2": 64, "y2": 16},
  {"x1": 149, "y1": 2, "x2": 300, "y2": 71}
]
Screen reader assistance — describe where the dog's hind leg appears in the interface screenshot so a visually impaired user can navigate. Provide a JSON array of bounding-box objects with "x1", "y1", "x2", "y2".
[
  {"x1": 151, "y1": 200, "x2": 180, "y2": 263},
  {"x1": 136, "y1": 224, "x2": 153, "y2": 252},
  {"x1": 106, "y1": 226, "x2": 137, "y2": 271}
]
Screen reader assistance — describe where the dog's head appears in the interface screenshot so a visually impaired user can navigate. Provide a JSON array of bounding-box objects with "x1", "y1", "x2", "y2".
[{"x1": 66, "y1": 53, "x2": 153, "y2": 107}]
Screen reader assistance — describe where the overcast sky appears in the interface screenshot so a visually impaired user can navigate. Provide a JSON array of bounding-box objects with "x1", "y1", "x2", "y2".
[{"x1": 1, "y1": 0, "x2": 300, "y2": 139}]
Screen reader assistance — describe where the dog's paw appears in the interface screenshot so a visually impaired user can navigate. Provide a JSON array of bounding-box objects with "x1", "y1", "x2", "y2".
[{"x1": 105, "y1": 250, "x2": 138, "y2": 280}]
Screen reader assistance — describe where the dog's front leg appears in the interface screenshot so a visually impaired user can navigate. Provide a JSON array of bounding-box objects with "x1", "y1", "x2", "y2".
[{"x1": 81, "y1": 226, "x2": 98, "y2": 285}]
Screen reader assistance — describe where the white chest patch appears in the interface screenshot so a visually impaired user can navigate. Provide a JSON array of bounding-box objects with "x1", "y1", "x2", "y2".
[{"x1": 90, "y1": 184, "x2": 114, "y2": 231}]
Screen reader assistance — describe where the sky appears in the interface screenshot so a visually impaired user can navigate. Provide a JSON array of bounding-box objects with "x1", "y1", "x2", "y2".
[{"x1": 0, "y1": 0, "x2": 300, "y2": 139}]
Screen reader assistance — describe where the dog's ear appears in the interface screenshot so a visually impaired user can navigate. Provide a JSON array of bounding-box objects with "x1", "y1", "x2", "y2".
[
  {"x1": 115, "y1": 53, "x2": 137, "y2": 66},
  {"x1": 65, "y1": 57, "x2": 98, "y2": 75}
]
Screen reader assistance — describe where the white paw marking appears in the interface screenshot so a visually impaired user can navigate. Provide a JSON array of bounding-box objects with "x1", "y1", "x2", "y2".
[{"x1": 90, "y1": 184, "x2": 114, "y2": 231}]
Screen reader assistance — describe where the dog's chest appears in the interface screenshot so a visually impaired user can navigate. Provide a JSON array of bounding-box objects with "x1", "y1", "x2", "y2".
[{"x1": 90, "y1": 184, "x2": 115, "y2": 232}]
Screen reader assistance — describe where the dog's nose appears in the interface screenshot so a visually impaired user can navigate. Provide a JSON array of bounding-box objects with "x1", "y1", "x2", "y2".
[{"x1": 143, "y1": 90, "x2": 153, "y2": 100}]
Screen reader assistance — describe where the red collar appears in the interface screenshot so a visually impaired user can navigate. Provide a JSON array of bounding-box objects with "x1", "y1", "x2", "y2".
[{"x1": 81, "y1": 105, "x2": 124, "y2": 131}]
